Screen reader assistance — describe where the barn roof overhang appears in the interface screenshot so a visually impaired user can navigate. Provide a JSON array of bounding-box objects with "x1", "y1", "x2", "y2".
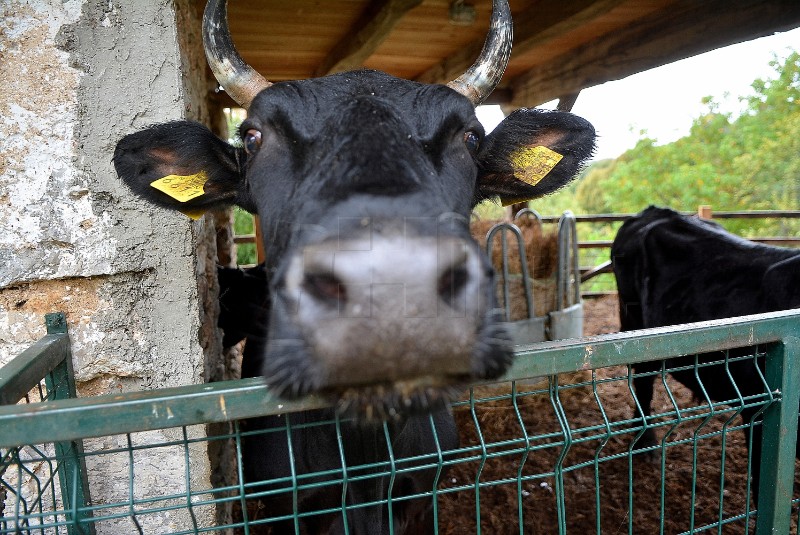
[{"x1": 206, "y1": 0, "x2": 800, "y2": 109}]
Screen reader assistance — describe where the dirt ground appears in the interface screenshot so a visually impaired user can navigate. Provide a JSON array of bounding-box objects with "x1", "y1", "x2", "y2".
[
  {"x1": 236, "y1": 296, "x2": 798, "y2": 534},
  {"x1": 437, "y1": 295, "x2": 799, "y2": 534},
  {"x1": 581, "y1": 293, "x2": 622, "y2": 337}
]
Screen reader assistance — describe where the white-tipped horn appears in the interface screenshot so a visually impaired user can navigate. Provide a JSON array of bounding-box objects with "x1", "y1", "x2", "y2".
[
  {"x1": 447, "y1": 0, "x2": 512, "y2": 106},
  {"x1": 203, "y1": 0, "x2": 271, "y2": 108}
]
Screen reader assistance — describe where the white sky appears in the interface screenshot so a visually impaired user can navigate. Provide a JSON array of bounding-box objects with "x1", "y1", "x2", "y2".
[{"x1": 477, "y1": 26, "x2": 800, "y2": 161}]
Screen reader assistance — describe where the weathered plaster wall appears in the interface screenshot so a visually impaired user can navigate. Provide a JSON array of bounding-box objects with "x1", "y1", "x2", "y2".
[
  {"x1": 0, "y1": 0, "x2": 210, "y2": 388},
  {"x1": 0, "y1": 1, "x2": 112, "y2": 287},
  {"x1": 1, "y1": 0, "x2": 226, "y2": 531}
]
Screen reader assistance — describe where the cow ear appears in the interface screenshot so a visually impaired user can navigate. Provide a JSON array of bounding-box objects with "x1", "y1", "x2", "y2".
[
  {"x1": 475, "y1": 108, "x2": 596, "y2": 205},
  {"x1": 113, "y1": 121, "x2": 256, "y2": 218}
]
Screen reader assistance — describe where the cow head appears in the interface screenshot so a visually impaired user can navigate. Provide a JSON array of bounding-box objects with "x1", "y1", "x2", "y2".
[{"x1": 114, "y1": 0, "x2": 596, "y2": 420}]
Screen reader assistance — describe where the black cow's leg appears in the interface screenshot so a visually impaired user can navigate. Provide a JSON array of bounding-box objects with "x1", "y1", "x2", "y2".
[
  {"x1": 390, "y1": 409, "x2": 458, "y2": 534},
  {"x1": 388, "y1": 476, "x2": 436, "y2": 535}
]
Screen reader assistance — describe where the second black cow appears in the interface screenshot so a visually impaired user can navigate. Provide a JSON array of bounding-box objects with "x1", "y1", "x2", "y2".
[
  {"x1": 114, "y1": 0, "x2": 596, "y2": 532},
  {"x1": 612, "y1": 205, "x2": 800, "y2": 498}
]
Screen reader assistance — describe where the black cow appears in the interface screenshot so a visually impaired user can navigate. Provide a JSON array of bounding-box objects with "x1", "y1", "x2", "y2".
[
  {"x1": 115, "y1": 0, "x2": 596, "y2": 532},
  {"x1": 612, "y1": 205, "x2": 800, "y2": 498},
  {"x1": 218, "y1": 264, "x2": 457, "y2": 533}
]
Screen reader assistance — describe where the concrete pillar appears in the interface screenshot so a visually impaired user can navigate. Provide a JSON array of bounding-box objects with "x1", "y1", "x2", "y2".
[{"x1": 1, "y1": 0, "x2": 228, "y2": 531}]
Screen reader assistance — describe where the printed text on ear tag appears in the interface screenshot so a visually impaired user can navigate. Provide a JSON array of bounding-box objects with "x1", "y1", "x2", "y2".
[
  {"x1": 510, "y1": 146, "x2": 563, "y2": 187},
  {"x1": 150, "y1": 172, "x2": 207, "y2": 202}
]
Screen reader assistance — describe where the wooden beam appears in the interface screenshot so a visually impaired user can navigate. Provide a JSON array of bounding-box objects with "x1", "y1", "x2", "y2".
[
  {"x1": 415, "y1": 0, "x2": 626, "y2": 86},
  {"x1": 510, "y1": 0, "x2": 629, "y2": 58},
  {"x1": 314, "y1": 0, "x2": 422, "y2": 77},
  {"x1": 556, "y1": 92, "x2": 581, "y2": 112},
  {"x1": 482, "y1": 87, "x2": 512, "y2": 104},
  {"x1": 510, "y1": 0, "x2": 800, "y2": 107}
]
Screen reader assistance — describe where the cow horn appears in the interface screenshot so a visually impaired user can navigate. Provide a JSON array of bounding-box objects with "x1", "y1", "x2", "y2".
[
  {"x1": 447, "y1": 0, "x2": 512, "y2": 106},
  {"x1": 203, "y1": 0, "x2": 271, "y2": 109}
]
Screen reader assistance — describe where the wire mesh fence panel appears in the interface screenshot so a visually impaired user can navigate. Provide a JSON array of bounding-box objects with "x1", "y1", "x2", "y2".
[
  {"x1": 1, "y1": 311, "x2": 799, "y2": 534},
  {"x1": 1, "y1": 312, "x2": 93, "y2": 535},
  {"x1": 437, "y1": 362, "x2": 778, "y2": 534},
  {"x1": 2, "y1": 442, "x2": 65, "y2": 534}
]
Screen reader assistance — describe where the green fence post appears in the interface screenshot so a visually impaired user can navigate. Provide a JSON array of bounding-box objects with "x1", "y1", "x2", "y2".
[
  {"x1": 43, "y1": 313, "x2": 95, "y2": 535},
  {"x1": 755, "y1": 336, "x2": 800, "y2": 535}
]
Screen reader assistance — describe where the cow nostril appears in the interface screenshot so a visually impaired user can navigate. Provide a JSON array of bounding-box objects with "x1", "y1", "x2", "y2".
[
  {"x1": 438, "y1": 262, "x2": 469, "y2": 304},
  {"x1": 303, "y1": 272, "x2": 347, "y2": 306}
]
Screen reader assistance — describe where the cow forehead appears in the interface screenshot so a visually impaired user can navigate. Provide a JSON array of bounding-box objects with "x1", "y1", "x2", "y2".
[{"x1": 246, "y1": 70, "x2": 476, "y2": 138}]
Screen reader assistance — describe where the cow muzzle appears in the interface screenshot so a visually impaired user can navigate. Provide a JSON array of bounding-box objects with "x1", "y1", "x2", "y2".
[{"x1": 267, "y1": 232, "x2": 512, "y2": 419}]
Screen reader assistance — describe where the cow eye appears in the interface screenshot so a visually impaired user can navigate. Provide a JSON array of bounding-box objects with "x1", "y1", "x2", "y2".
[
  {"x1": 243, "y1": 129, "x2": 262, "y2": 154},
  {"x1": 464, "y1": 130, "x2": 480, "y2": 153}
]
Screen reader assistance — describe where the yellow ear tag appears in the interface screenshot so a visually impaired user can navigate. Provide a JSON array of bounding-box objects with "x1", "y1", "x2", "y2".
[
  {"x1": 150, "y1": 172, "x2": 207, "y2": 203},
  {"x1": 178, "y1": 208, "x2": 207, "y2": 220},
  {"x1": 501, "y1": 196, "x2": 533, "y2": 207},
  {"x1": 510, "y1": 146, "x2": 563, "y2": 187}
]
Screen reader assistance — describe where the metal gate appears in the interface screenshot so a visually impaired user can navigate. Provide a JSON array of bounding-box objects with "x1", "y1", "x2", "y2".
[
  {"x1": 2, "y1": 310, "x2": 799, "y2": 534},
  {"x1": 484, "y1": 210, "x2": 583, "y2": 345}
]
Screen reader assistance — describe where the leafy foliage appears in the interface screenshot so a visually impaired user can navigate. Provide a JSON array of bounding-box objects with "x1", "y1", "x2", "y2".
[
  {"x1": 234, "y1": 207, "x2": 258, "y2": 265},
  {"x1": 232, "y1": 55, "x2": 800, "y2": 267},
  {"x1": 223, "y1": 107, "x2": 259, "y2": 265},
  {"x1": 474, "y1": 53, "x2": 799, "y2": 292},
  {"x1": 489, "y1": 52, "x2": 799, "y2": 238},
  {"x1": 575, "y1": 52, "x2": 799, "y2": 236}
]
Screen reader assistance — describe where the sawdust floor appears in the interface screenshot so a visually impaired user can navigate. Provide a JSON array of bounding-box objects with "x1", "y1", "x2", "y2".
[
  {"x1": 437, "y1": 295, "x2": 800, "y2": 534},
  {"x1": 235, "y1": 296, "x2": 799, "y2": 534}
]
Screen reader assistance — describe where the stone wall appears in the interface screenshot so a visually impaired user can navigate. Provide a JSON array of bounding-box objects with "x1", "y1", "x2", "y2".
[{"x1": 1, "y1": 0, "x2": 228, "y2": 531}]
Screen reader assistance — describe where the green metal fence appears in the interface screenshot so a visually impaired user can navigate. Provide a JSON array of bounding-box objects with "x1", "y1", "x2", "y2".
[
  {"x1": 0, "y1": 313, "x2": 93, "y2": 535},
  {"x1": 1, "y1": 310, "x2": 799, "y2": 534}
]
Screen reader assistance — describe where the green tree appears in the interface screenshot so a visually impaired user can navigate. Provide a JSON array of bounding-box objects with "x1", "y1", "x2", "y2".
[
  {"x1": 580, "y1": 52, "x2": 800, "y2": 236},
  {"x1": 575, "y1": 159, "x2": 616, "y2": 214}
]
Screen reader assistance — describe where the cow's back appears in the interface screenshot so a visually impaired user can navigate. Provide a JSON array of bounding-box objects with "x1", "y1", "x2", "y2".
[{"x1": 612, "y1": 206, "x2": 800, "y2": 330}]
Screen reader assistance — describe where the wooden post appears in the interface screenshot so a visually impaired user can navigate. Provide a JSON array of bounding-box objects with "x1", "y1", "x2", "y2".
[
  {"x1": 506, "y1": 202, "x2": 529, "y2": 221},
  {"x1": 556, "y1": 91, "x2": 581, "y2": 112},
  {"x1": 698, "y1": 205, "x2": 713, "y2": 219}
]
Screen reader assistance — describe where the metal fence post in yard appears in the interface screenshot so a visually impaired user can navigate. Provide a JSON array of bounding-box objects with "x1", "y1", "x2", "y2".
[
  {"x1": 43, "y1": 313, "x2": 95, "y2": 535},
  {"x1": 0, "y1": 313, "x2": 95, "y2": 535},
  {"x1": 0, "y1": 314, "x2": 70, "y2": 406},
  {"x1": 551, "y1": 211, "x2": 583, "y2": 340},
  {"x1": 555, "y1": 211, "x2": 581, "y2": 311},
  {"x1": 3, "y1": 310, "x2": 800, "y2": 533},
  {"x1": 755, "y1": 335, "x2": 800, "y2": 535},
  {"x1": 485, "y1": 222, "x2": 547, "y2": 344}
]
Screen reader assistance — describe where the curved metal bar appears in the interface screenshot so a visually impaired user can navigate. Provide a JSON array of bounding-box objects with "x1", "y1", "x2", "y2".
[
  {"x1": 447, "y1": 0, "x2": 513, "y2": 106},
  {"x1": 514, "y1": 208, "x2": 544, "y2": 227},
  {"x1": 580, "y1": 259, "x2": 613, "y2": 284},
  {"x1": 203, "y1": 0, "x2": 271, "y2": 109},
  {"x1": 485, "y1": 222, "x2": 535, "y2": 320},
  {"x1": 556, "y1": 211, "x2": 581, "y2": 310}
]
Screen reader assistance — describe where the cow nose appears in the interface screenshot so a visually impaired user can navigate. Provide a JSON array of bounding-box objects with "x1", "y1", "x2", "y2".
[
  {"x1": 295, "y1": 238, "x2": 474, "y2": 313},
  {"x1": 281, "y1": 234, "x2": 490, "y2": 385},
  {"x1": 436, "y1": 254, "x2": 471, "y2": 308}
]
